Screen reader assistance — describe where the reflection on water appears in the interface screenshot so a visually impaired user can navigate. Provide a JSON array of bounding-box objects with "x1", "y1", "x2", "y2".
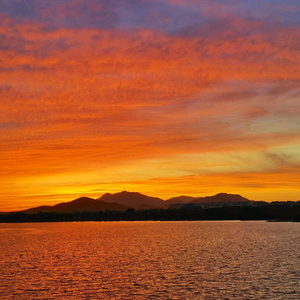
[{"x1": 0, "y1": 221, "x2": 299, "y2": 299}]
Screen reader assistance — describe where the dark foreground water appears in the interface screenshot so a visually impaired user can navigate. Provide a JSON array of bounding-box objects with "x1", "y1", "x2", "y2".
[{"x1": 0, "y1": 221, "x2": 299, "y2": 299}]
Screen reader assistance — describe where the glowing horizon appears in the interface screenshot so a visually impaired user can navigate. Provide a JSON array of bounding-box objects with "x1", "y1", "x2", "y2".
[{"x1": 1, "y1": 0, "x2": 300, "y2": 211}]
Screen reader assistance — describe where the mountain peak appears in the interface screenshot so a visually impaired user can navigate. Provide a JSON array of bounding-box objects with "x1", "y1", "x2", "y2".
[
  {"x1": 191, "y1": 193, "x2": 249, "y2": 204},
  {"x1": 98, "y1": 191, "x2": 164, "y2": 208},
  {"x1": 101, "y1": 192, "x2": 112, "y2": 197},
  {"x1": 119, "y1": 191, "x2": 142, "y2": 196},
  {"x1": 20, "y1": 191, "x2": 252, "y2": 213},
  {"x1": 215, "y1": 193, "x2": 240, "y2": 197},
  {"x1": 22, "y1": 196, "x2": 128, "y2": 214},
  {"x1": 164, "y1": 195, "x2": 196, "y2": 206},
  {"x1": 120, "y1": 191, "x2": 136, "y2": 195},
  {"x1": 73, "y1": 196, "x2": 94, "y2": 201}
]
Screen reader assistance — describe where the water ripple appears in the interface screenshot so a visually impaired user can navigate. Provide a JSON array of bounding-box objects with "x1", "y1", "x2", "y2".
[{"x1": 0, "y1": 221, "x2": 299, "y2": 299}]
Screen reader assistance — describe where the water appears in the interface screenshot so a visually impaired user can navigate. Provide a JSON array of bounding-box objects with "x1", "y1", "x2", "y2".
[{"x1": 0, "y1": 221, "x2": 299, "y2": 299}]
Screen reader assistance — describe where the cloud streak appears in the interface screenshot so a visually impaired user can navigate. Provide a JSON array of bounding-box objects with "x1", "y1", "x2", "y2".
[{"x1": 0, "y1": 0, "x2": 299, "y2": 210}]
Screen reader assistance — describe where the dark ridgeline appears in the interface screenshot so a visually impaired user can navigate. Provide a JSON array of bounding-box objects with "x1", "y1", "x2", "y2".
[
  {"x1": 163, "y1": 196, "x2": 195, "y2": 208},
  {"x1": 191, "y1": 193, "x2": 249, "y2": 204},
  {"x1": 98, "y1": 192, "x2": 251, "y2": 208},
  {"x1": 0, "y1": 191, "x2": 299, "y2": 222},
  {"x1": 98, "y1": 191, "x2": 165, "y2": 209},
  {"x1": 18, "y1": 191, "x2": 255, "y2": 214},
  {"x1": 22, "y1": 197, "x2": 128, "y2": 214}
]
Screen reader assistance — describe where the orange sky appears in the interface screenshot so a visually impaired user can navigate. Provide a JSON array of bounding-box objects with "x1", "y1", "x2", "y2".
[{"x1": 0, "y1": 0, "x2": 300, "y2": 211}]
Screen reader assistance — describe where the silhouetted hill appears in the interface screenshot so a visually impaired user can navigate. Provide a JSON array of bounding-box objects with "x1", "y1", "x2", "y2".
[
  {"x1": 164, "y1": 196, "x2": 196, "y2": 206},
  {"x1": 22, "y1": 197, "x2": 128, "y2": 214},
  {"x1": 5, "y1": 192, "x2": 269, "y2": 214},
  {"x1": 98, "y1": 191, "x2": 165, "y2": 208},
  {"x1": 18, "y1": 192, "x2": 252, "y2": 214},
  {"x1": 191, "y1": 193, "x2": 250, "y2": 204}
]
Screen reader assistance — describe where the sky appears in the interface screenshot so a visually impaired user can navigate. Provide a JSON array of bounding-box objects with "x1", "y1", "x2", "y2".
[{"x1": 0, "y1": 0, "x2": 300, "y2": 211}]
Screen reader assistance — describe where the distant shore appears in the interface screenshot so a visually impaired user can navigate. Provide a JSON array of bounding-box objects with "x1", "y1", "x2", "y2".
[{"x1": 0, "y1": 204, "x2": 299, "y2": 223}]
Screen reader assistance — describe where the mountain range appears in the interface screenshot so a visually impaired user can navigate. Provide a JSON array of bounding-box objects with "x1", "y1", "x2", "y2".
[
  {"x1": 20, "y1": 191, "x2": 252, "y2": 214},
  {"x1": 98, "y1": 191, "x2": 164, "y2": 209},
  {"x1": 22, "y1": 197, "x2": 128, "y2": 214},
  {"x1": 191, "y1": 193, "x2": 249, "y2": 204}
]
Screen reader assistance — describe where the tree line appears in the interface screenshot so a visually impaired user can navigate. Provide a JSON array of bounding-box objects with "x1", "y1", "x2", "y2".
[{"x1": 1, "y1": 203, "x2": 300, "y2": 223}]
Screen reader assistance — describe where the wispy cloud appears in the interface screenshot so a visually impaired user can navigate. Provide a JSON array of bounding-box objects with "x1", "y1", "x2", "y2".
[{"x1": 0, "y1": 0, "x2": 299, "y2": 210}]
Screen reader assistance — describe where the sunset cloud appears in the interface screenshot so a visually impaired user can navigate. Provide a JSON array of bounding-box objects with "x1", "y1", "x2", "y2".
[{"x1": 0, "y1": 0, "x2": 299, "y2": 210}]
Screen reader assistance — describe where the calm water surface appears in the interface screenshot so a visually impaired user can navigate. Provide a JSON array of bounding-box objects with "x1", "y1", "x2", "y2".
[{"x1": 0, "y1": 221, "x2": 299, "y2": 299}]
